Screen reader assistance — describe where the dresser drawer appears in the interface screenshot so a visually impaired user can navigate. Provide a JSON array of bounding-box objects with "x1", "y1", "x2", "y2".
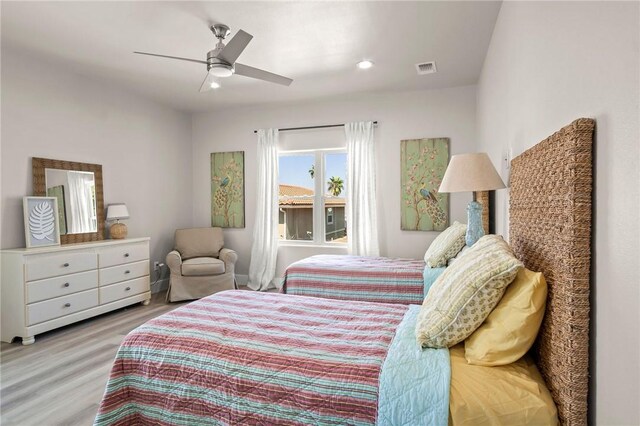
[
  {"x1": 100, "y1": 276, "x2": 149, "y2": 304},
  {"x1": 27, "y1": 270, "x2": 98, "y2": 303},
  {"x1": 27, "y1": 289, "x2": 98, "y2": 325},
  {"x1": 99, "y1": 242, "x2": 148, "y2": 268},
  {"x1": 100, "y1": 260, "x2": 149, "y2": 286},
  {"x1": 26, "y1": 252, "x2": 98, "y2": 281}
]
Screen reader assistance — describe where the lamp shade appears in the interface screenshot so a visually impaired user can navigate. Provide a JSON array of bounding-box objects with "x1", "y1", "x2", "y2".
[
  {"x1": 106, "y1": 203, "x2": 129, "y2": 220},
  {"x1": 438, "y1": 153, "x2": 506, "y2": 193}
]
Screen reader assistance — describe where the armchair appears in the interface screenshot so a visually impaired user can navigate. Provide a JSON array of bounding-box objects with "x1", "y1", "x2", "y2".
[{"x1": 166, "y1": 227, "x2": 238, "y2": 302}]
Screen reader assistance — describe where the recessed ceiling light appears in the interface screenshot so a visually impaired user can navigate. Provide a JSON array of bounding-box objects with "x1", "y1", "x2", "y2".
[
  {"x1": 357, "y1": 60, "x2": 374, "y2": 70},
  {"x1": 210, "y1": 81, "x2": 220, "y2": 89}
]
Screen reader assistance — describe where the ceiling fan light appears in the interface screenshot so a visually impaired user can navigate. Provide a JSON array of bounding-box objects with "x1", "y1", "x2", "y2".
[
  {"x1": 209, "y1": 65, "x2": 234, "y2": 78},
  {"x1": 357, "y1": 60, "x2": 374, "y2": 70}
]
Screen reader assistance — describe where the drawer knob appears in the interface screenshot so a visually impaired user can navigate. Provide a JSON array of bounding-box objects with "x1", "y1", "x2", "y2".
[
  {"x1": 64, "y1": 303, "x2": 71, "y2": 308},
  {"x1": 63, "y1": 263, "x2": 70, "y2": 267},
  {"x1": 124, "y1": 253, "x2": 130, "y2": 257},
  {"x1": 125, "y1": 287, "x2": 131, "y2": 291},
  {"x1": 63, "y1": 283, "x2": 70, "y2": 288},
  {"x1": 125, "y1": 270, "x2": 131, "y2": 274}
]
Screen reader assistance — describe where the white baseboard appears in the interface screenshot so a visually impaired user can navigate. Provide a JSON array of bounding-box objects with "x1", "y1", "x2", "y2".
[
  {"x1": 150, "y1": 277, "x2": 169, "y2": 294},
  {"x1": 235, "y1": 275, "x2": 283, "y2": 290},
  {"x1": 157, "y1": 274, "x2": 277, "y2": 292},
  {"x1": 153, "y1": 275, "x2": 257, "y2": 293},
  {"x1": 273, "y1": 277, "x2": 284, "y2": 289},
  {"x1": 235, "y1": 274, "x2": 249, "y2": 286}
]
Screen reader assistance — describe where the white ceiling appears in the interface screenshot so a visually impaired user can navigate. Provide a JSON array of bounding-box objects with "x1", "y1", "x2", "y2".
[{"x1": 1, "y1": 1, "x2": 502, "y2": 112}]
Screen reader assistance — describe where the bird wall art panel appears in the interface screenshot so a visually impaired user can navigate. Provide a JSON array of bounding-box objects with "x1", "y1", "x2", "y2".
[
  {"x1": 400, "y1": 138, "x2": 449, "y2": 231},
  {"x1": 211, "y1": 151, "x2": 245, "y2": 228}
]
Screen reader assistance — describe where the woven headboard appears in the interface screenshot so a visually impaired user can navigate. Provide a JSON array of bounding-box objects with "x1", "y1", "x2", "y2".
[{"x1": 509, "y1": 118, "x2": 594, "y2": 426}]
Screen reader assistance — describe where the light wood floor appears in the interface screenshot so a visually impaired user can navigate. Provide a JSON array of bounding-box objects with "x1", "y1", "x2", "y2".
[{"x1": 0, "y1": 292, "x2": 187, "y2": 426}]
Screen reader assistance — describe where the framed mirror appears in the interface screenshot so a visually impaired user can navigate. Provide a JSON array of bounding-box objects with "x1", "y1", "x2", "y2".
[{"x1": 32, "y1": 157, "x2": 105, "y2": 244}]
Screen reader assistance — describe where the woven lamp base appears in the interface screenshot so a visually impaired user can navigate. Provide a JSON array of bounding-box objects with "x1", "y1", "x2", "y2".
[{"x1": 110, "y1": 222, "x2": 128, "y2": 239}]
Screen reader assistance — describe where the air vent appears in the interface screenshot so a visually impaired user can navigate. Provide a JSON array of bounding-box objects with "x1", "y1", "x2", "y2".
[{"x1": 415, "y1": 61, "x2": 437, "y2": 75}]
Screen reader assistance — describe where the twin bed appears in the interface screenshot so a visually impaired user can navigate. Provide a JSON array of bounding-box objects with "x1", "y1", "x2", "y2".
[
  {"x1": 281, "y1": 254, "x2": 441, "y2": 305},
  {"x1": 95, "y1": 118, "x2": 594, "y2": 426}
]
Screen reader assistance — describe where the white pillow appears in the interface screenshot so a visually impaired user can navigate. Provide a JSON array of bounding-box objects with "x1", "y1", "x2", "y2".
[
  {"x1": 447, "y1": 246, "x2": 469, "y2": 266},
  {"x1": 424, "y1": 221, "x2": 467, "y2": 267}
]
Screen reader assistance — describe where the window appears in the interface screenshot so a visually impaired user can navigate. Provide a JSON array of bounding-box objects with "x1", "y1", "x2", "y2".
[{"x1": 278, "y1": 149, "x2": 347, "y2": 245}]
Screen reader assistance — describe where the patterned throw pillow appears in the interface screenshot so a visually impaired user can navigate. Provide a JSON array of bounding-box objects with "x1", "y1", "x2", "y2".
[
  {"x1": 416, "y1": 235, "x2": 523, "y2": 348},
  {"x1": 423, "y1": 221, "x2": 467, "y2": 268}
]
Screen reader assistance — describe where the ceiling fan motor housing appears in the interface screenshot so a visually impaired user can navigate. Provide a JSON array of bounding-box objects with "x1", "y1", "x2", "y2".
[
  {"x1": 207, "y1": 50, "x2": 234, "y2": 77},
  {"x1": 210, "y1": 24, "x2": 230, "y2": 40}
]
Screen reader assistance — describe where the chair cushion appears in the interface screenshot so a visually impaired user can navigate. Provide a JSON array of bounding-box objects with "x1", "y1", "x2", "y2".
[
  {"x1": 181, "y1": 257, "x2": 226, "y2": 276},
  {"x1": 175, "y1": 227, "x2": 224, "y2": 259}
]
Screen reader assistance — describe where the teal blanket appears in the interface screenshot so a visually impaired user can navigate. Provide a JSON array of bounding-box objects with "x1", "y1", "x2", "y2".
[
  {"x1": 423, "y1": 266, "x2": 446, "y2": 296},
  {"x1": 377, "y1": 305, "x2": 450, "y2": 426}
]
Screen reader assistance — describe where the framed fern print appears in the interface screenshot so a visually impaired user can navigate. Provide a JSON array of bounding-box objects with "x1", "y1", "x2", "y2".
[
  {"x1": 400, "y1": 138, "x2": 449, "y2": 231},
  {"x1": 23, "y1": 196, "x2": 61, "y2": 248}
]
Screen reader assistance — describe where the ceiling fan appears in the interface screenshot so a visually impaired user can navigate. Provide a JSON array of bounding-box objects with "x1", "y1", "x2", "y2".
[{"x1": 134, "y1": 24, "x2": 293, "y2": 92}]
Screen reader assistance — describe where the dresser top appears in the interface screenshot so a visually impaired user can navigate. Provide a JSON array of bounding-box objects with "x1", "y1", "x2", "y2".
[{"x1": 1, "y1": 237, "x2": 150, "y2": 254}]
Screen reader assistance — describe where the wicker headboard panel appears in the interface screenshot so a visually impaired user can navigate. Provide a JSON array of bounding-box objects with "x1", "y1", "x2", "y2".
[{"x1": 509, "y1": 118, "x2": 594, "y2": 426}]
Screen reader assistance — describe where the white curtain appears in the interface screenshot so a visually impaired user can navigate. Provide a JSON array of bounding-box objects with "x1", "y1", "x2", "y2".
[
  {"x1": 67, "y1": 171, "x2": 94, "y2": 233},
  {"x1": 345, "y1": 121, "x2": 379, "y2": 257},
  {"x1": 248, "y1": 129, "x2": 280, "y2": 291}
]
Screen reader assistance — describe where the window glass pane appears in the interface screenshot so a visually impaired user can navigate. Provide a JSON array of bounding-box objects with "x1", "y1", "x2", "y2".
[
  {"x1": 324, "y1": 152, "x2": 347, "y2": 243},
  {"x1": 325, "y1": 205, "x2": 347, "y2": 242},
  {"x1": 279, "y1": 155, "x2": 314, "y2": 241},
  {"x1": 324, "y1": 153, "x2": 347, "y2": 197}
]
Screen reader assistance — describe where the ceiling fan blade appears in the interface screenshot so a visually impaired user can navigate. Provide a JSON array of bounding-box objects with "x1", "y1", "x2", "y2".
[
  {"x1": 234, "y1": 63, "x2": 293, "y2": 86},
  {"x1": 199, "y1": 72, "x2": 218, "y2": 92},
  {"x1": 133, "y1": 51, "x2": 208, "y2": 65},
  {"x1": 217, "y1": 30, "x2": 253, "y2": 64}
]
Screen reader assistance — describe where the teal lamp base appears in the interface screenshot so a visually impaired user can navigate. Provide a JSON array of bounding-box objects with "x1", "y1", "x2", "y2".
[{"x1": 466, "y1": 201, "x2": 484, "y2": 246}]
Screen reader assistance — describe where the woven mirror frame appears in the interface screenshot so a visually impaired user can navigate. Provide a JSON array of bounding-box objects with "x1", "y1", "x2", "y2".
[{"x1": 32, "y1": 157, "x2": 105, "y2": 244}]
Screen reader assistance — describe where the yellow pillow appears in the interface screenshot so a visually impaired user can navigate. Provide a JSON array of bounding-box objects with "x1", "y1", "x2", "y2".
[
  {"x1": 449, "y1": 344, "x2": 558, "y2": 426},
  {"x1": 464, "y1": 268, "x2": 547, "y2": 366}
]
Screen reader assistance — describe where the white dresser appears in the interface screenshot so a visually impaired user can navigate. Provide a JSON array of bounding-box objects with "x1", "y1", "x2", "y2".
[{"x1": 1, "y1": 237, "x2": 151, "y2": 345}]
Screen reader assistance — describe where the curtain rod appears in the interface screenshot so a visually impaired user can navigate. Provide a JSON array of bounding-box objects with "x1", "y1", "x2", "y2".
[{"x1": 253, "y1": 121, "x2": 378, "y2": 134}]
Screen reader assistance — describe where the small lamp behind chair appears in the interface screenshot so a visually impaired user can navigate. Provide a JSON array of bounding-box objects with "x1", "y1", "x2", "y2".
[
  {"x1": 106, "y1": 203, "x2": 129, "y2": 239},
  {"x1": 438, "y1": 153, "x2": 505, "y2": 246}
]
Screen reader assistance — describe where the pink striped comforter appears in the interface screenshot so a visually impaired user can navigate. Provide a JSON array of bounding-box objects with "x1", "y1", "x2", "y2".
[
  {"x1": 94, "y1": 290, "x2": 409, "y2": 425},
  {"x1": 281, "y1": 255, "x2": 426, "y2": 304}
]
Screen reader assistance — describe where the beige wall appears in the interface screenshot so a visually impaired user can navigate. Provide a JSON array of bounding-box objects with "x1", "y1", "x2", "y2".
[
  {"x1": 0, "y1": 48, "x2": 193, "y2": 290},
  {"x1": 476, "y1": 2, "x2": 640, "y2": 423},
  {"x1": 191, "y1": 85, "x2": 478, "y2": 278}
]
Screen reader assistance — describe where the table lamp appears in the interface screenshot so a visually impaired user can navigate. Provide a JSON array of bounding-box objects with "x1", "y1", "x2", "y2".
[
  {"x1": 106, "y1": 203, "x2": 129, "y2": 239},
  {"x1": 438, "y1": 153, "x2": 505, "y2": 246}
]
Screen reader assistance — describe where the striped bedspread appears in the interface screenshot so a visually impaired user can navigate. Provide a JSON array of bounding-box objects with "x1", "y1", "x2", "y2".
[
  {"x1": 281, "y1": 255, "x2": 426, "y2": 304},
  {"x1": 94, "y1": 291, "x2": 411, "y2": 425}
]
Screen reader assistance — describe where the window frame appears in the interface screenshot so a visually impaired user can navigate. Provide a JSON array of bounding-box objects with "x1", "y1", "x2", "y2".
[{"x1": 278, "y1": 148, "x2": 347, "y2": 247}]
